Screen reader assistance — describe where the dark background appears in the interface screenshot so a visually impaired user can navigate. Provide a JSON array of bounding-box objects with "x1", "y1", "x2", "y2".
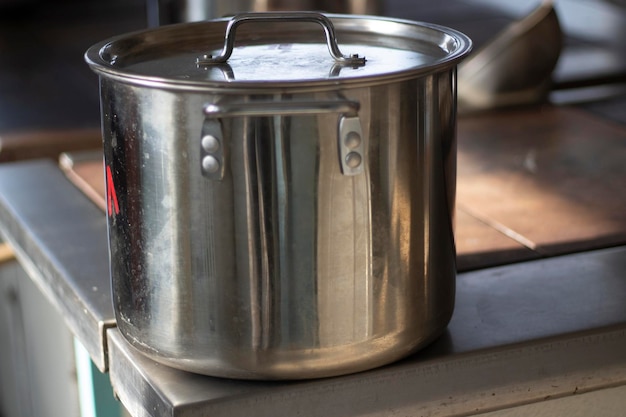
[{"x1": 0, "y1": 0, "x2": 624, "y2": 132}]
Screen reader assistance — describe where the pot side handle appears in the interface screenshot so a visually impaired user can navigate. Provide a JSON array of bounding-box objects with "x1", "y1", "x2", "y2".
[
  {"x1": 196, "y1": 12, "x2": 366, "y2": 67},
  {"x1": 204, "y1": 99, "x2": 359, "y2": 118},
  {"x1": 200, "y1": 98, "x2": 365, "y2": 179}
]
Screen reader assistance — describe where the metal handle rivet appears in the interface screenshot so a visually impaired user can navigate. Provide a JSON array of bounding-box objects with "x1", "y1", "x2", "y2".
[
  {"x1": 202, "y1": 155, "x2": 220, "y2": 174},
  {"x1": 345, "y1": 152, "x2": 362, "y2": 169},
  {"x1": 344, "y1": 131, "x2": 361, "y2": 149},
  {"x1": 201, "y1": 134, "x2": 220, "y2": 153}
]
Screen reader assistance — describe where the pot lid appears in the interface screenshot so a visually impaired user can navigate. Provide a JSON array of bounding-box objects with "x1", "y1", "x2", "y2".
[{"x1": 86, "y1": 12, "x2": 472, "y2": 90}]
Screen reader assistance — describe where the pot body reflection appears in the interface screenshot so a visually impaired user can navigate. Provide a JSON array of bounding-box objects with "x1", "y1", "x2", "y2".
[
  {"x1": 88, "y1": 13, "x2": 471, "y2": 380},
  {"x1": 102, "y1": 72, "x2": 457, "y2": 379}
]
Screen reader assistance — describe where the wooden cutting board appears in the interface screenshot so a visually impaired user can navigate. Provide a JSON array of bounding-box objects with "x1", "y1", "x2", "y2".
[{"x1": 457, "y1": 105, "x2": 626, "y2": 256}]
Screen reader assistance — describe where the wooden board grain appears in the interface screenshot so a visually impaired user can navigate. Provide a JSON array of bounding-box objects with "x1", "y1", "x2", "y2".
[
  {"x1": 455, "y1": 209, "x2": 538, "y2": 271},
  {"x1": 59, "y1": 151, "x2": 106, "y2": 213},
  {"x1": 457, "y1": 105, "x2": 626, "y2": 256}
]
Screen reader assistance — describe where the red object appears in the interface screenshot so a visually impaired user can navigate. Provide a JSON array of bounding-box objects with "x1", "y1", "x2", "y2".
[{"x1": 106, "y1": 165, "x2": 120, "y2": 216}]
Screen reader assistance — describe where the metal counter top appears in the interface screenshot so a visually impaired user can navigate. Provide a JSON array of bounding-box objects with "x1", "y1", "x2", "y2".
[
  {"x1": 107, "y1": 246, "x2": 626, "y2": 416},
  {"x1": 0, "y1": 159, "x2": 625, "y2": 416},
  {"x1": 0, "y1": 160, "x2": 113, "y2": 372}
]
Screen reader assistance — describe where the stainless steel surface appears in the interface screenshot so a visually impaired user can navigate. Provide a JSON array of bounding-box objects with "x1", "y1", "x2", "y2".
[
  {"x1": 0, "y1": 160, "x2": 114, "y2": 372},
  {"x1": 202, "y1": 98, "x2": 365, "y2": 177},
  {"x1": 0, "y1": 260, "x2": 81, "y2": 417},
  {"x1": 477, "y1": 385, "x2": 626, "y2": 417},
  {"x1": 106, "y1": 245, "x2": 626, "y2": 416},
  {"x1": 1, "y1": 160, "x2": 625, "y2": 416},
  {"x1": 202, "y1": 98, "x2": 359, "y2": 117},
  {"x1": 87, "y1": 13, "x2": 471, "y2": 379},
  {"x1": 86, "y1": 14, "x2": 470, "y2": 87},
  {"x1": 197, "y1": 12, "x2": 366, "y2": 66}
]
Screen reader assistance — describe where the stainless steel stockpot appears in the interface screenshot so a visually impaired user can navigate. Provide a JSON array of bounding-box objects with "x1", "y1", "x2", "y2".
[{"x1": 86, "y1": 12, "x2": 471, "y2": 380}]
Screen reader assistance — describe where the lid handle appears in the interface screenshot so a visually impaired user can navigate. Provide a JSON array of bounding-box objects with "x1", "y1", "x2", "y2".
[{"x1": 196, "y1": 12, "x2": 366, "y2": 67}]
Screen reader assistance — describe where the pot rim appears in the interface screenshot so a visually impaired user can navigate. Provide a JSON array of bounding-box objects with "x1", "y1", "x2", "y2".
[{"x1": 85, "y1": 13, "x2": 472, "y2": 92}]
